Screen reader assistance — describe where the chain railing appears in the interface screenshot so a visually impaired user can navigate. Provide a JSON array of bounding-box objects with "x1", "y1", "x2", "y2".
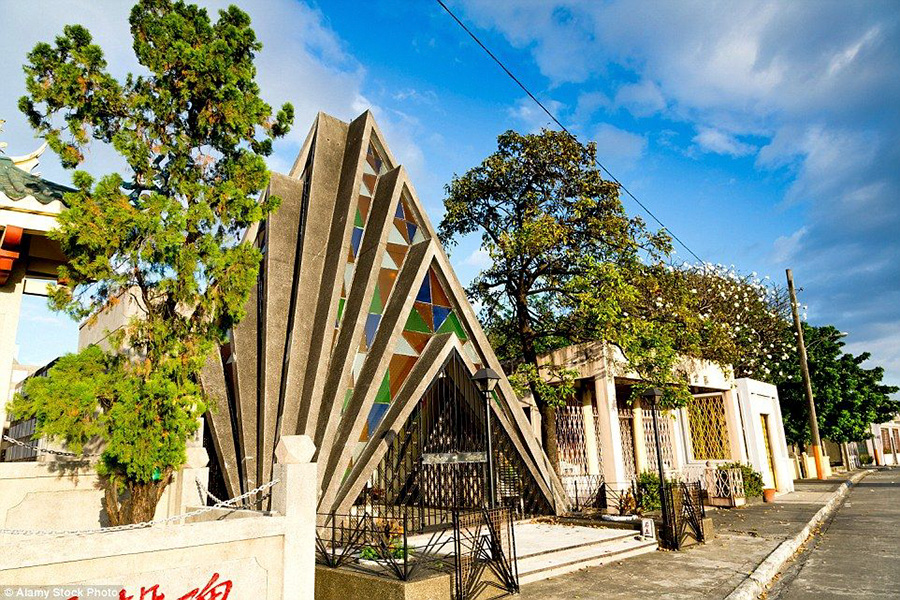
[
  {"x1": 2, "y1": 433, "x2": 100, "y2": 459},
  {"x1": 0, "y1": 477, "x2": 281, "y2": 537}
]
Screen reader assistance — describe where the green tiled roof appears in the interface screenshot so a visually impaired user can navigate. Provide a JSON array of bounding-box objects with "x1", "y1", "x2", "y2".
[{"x1": 0, "y1": 157, "x2": 71, "y2": 205}]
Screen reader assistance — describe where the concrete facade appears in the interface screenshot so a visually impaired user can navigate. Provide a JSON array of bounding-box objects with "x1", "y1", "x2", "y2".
[
  {"x1": 870, "y1": 416, "x2": 900, "y2": 466},
  {"x1": 535, "y1": 341, "x2": 795, "y2": 494},
  {"x1": 0, "y1": 145, "x2": 68, "y2": 443},
  {"x1": 181, "y1": 110, "x2": 567, "y2": 516}
]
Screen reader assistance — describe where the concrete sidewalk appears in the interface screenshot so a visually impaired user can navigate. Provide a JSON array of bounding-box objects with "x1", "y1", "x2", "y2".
[{"x1": 518, "y1": 475, "x2": 857, "y2": 599}]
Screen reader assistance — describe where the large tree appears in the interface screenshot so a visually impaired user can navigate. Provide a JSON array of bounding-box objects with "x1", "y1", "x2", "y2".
[
  {"x1": 776, "y1": 324, "x2": 899, "y2": 447},
  {"x1": 9, "y1": 0, "x2": 292, "y2": 524},
  {"x1": 439, "y1": 129, "x2": 672, "y2": 471}
]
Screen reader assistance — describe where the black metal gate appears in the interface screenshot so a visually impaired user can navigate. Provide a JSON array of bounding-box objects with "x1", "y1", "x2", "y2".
[
  {"x1": 659, "y1": 481, "x2": 705, "y2": 550},
  {"x1": 452, "y1": 507, "x2": 519, "y2": 599},
  {"x1": 355, "y1": 351, "x2": 552, "y2": 529}
]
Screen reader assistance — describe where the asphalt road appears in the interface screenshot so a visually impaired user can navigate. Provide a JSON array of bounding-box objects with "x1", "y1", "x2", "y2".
[{"x1": 770, "y1": 468, "x2": 900, "y2": 600}]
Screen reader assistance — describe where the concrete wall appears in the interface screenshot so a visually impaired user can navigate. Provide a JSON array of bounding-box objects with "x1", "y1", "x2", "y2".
[
  {"x1": 0, "y1": 436, "x2": 317, "y2": 600},
  {"x1": 734, "y1": 378, "x2": 795, "y2": 493}
]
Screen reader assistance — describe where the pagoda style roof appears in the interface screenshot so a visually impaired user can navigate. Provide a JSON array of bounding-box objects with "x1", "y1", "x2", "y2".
[{"x1": 0, "y1": 156, "x2": 72, "y2": 206}]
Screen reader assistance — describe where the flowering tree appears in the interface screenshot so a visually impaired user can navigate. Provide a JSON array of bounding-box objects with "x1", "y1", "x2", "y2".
[{"x1": 671, "y1": 263, "x2": 794, "y2": 381}]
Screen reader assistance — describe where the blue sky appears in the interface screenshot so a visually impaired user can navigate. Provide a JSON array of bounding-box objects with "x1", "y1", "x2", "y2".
[{"x1": 2, "y1": 1, "x2": 898, "y2": 388}]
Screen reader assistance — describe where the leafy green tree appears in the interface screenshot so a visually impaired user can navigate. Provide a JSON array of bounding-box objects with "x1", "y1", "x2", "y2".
[
  {"x1": 438, "y1": 129, "x2": 674, "y2": 471},
  {"x1": 9, "y1": 0, "x2": 292, "y2": 524},
  {"x1": 776, "y1": 324, "x2": 899, "y2": 446}
]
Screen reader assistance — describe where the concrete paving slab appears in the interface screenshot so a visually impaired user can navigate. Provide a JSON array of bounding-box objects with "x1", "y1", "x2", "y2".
[
  {"x1": 519, "y1": 472, "x2": 869, "y2": 599},
  {"x1": 513, "y1": 522, "x2": 634, "y2": 557}
]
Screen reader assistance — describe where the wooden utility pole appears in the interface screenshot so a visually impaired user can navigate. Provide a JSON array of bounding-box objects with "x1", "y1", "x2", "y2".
[{"x1": 786, "y1": 269, "x2": 826, "y2": 480}]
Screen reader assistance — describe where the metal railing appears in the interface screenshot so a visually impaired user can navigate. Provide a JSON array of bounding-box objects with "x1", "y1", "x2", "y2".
[{"x1": 315, "y1": 506, "x2": 520, "y2": 599}]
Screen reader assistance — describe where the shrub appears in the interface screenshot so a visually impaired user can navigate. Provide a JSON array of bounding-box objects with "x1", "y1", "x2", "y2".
[
  {"x1": 718, "y1": 462, "x2": 764, "y2": 497},
  {"x1": 636, "y1": 471, "x2": 661, "y2": 512}
]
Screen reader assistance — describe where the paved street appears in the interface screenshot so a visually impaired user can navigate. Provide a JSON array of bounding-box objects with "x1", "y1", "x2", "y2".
[
  {"x1": 770, "y1": 468, "x2": 900, "y2": 600},
  {"x1": 517, "y1": 477, "x2": 851, "y2": 599}
]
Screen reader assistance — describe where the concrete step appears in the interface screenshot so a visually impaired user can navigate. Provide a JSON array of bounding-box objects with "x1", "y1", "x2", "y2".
[{"x1": 517, "y1": 532, "x2": 657, "y2": 585}]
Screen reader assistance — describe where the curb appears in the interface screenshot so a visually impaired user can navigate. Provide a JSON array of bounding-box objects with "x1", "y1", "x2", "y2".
[{"x1": 723, "y1": 469, "x2": 873, "y2": 600}]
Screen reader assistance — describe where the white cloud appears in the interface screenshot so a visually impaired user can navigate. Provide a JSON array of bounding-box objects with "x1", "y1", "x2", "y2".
[
  {"x1": 462, "y1": 247, "x2": 492, "y2": 269},
  {"x1": 458, "y1": 0, "x2": 900, "y2": 385},
  {"x1": 592, "y1": 123, "x2": 647, "y2": 172},
  {"x1": 692, "y1": 127, "x2": 756, "y2": 157},
  {"x1": 614, "y1": 80, "x2": 666, "y2": 117},
  {"x1": 508, "y1": 97, "x2": 565, "y2": 133},
  {"x1": 771, "y1": 227, "x2": 807, "y2": 264}
]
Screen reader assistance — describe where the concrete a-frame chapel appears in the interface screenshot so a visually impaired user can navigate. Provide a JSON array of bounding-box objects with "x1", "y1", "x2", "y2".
[{"x1": 198, "y1": 111, "x2": 567, "y2": 521}]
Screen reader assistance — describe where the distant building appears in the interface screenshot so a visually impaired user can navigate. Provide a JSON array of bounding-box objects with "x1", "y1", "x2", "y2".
[{"x1": 0, "y1": 138, "x2": 69, "y2": 443}]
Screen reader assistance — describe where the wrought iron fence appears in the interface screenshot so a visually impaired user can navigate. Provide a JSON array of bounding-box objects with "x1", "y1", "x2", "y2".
[
  {"x1": 561, "y1": 474, "x2": 605, "y2": 512},
  {"x1": 316, "y1": 506, "x2": 520, "y2": 599},
  {"x1": 315, "y1": 511, "x2": 454, "y2": 581},
  {"x1": 453, "y1": 507, "x2": 519, "y2": 600},
  {"x1": 659, "y1": 481, "x2": 705, "y2": 550}
]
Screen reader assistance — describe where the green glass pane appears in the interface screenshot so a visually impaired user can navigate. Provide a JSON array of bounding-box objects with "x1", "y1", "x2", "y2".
[
  {"x1": 404, "y1": 307, "x2": 431, "y2": 333},
  {"x1": 436, "y1": 311, "x2": 467, "y2": 340},
  {"x1": 355, "y1": 208, "x2": 364, "y2": 227},
  {"x1": 374, "y1": 371, "x2": 391, "y2": 404},
  {"x1": 337, "y1": 298, "x2": 346, "y2": 323},
  {"x1": 342, "y1": 388, "x2": 353, "y2": 413},
  {"x1": 370, "y1": 283, "x2": 383, "y2": 314}
]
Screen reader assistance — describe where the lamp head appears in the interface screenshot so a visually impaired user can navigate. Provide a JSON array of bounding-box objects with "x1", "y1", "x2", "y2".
[
  {"x1": 473, "y1": 368, "x2": 501, "y2": 393},
  {"x1": 642, "y1": 387, "x2": 664, "y2": 404}
]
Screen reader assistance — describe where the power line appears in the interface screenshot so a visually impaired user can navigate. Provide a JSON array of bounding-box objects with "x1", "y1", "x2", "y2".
[{"x1": 435, "y1": 0, "x2": 704, "y2": 264}]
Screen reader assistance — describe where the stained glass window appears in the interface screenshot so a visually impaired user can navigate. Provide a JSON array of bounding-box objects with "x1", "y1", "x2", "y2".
[{"x1": 359, "y1": 266, "x2": 485, "y2": 443}]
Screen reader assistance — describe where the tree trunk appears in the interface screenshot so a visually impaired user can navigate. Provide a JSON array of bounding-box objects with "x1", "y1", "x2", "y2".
[
  {"x1": 538, "y1": 400, "x2": 561, "y2": 478},
  {"x1": 103, "y1": 472, "x2": 173, "y2": 526}
]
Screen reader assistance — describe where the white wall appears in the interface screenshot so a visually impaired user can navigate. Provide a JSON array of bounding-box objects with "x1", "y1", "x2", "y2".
[
  {"x1": 734, "y1": 378, "x2": 794, "y2": 493},
  {"x1": 0, "y1": 436, "x2": 317, "y2": 600}
]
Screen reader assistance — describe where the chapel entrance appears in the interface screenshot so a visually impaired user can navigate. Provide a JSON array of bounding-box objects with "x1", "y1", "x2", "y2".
[{"x1": 354, "y1": 350, "x2": 551, "y2": 531}]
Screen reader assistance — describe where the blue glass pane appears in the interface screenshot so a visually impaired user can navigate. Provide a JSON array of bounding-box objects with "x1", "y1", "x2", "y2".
[
  {"x1": 367, "y1": 402, "x2": 390, "y2": 433},
  {"x1": 415, "y1": 274, "x2": 431, "y2": 303},
  {"x1": 365, "y1": 313, "x2": 381, "y2": 348},
  {"x1": 351, "y1": 227, "x2": 364, "y2": 257},
  {"x1": 395, "y1": 201, "x2": 405, "y2": 220},
  {"x1": 432, "y1": 306, "x2": 451, "y2": 330},
  {"x1": 406, "y1": 222, "x2": 418, "y2": 242}
]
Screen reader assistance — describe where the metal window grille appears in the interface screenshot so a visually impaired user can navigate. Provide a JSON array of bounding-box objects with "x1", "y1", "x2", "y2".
[
  {"x1": 883, "y1": 431, "x2": 893, "y2": 454},
  {"x1": 2, "y1": 417, "x2": 39, "y2": 462},
  {"x1": 556, "y1": 405, "x2": 589, "y2": 475},
  {"x1": 686, "y1": 394, "x2": 730, "y2": 461},
  {"x1": 618, "y1": 408, "x2": 636, "y2": 480},
  {"x1": 356, "y1": 352, "x2": 551, "y2": 532},
  {"x1": 642, "y1": 409, "x2": 675, "y2": 472}
]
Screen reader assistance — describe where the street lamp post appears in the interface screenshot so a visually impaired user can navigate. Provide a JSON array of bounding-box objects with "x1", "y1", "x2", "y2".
[
  {"x1": 474, "y1": 368, "x2": 501, "y2": 508},
  {"x1": 643, "y1": 387, "x2": 672, "y2": 547}
]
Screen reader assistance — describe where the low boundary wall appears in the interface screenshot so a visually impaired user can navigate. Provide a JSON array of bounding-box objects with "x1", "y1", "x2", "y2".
[{"x1": 0, "y1": 435, "x2": 316, "y2": 600}]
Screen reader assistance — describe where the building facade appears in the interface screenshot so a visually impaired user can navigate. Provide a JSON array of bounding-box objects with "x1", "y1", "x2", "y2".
[{"x1": 531, "y1": 341, "x2": 795, "y2": 496}]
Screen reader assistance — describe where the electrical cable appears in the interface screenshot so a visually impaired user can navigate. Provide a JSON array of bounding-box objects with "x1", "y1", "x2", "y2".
[{"x1": 435, "y1": 0, "x2": 705, "y2": 263}]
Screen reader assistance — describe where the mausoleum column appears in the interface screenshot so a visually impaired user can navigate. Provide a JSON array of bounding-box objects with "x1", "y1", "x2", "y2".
[{"x1": 593, "y1": 373, "x2": 627, "y2": 487}]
